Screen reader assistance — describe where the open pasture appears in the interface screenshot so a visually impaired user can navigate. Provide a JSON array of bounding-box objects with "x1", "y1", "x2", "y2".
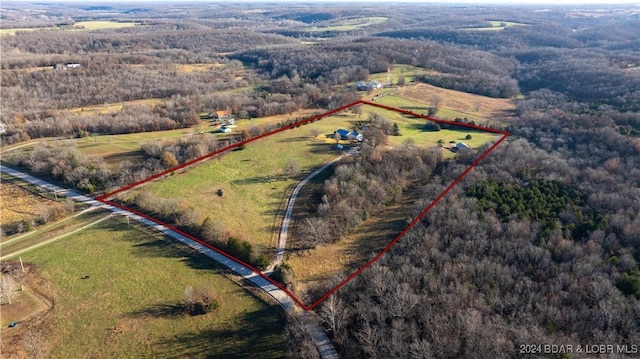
[{"x1": 1, "y1": 216, "x2": 285, "y2": 358}]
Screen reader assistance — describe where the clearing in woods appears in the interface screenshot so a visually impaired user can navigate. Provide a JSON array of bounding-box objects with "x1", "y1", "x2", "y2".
[
  {"x1": 307, "y1": 16, "x2": 389, "y2": 32},
  {"x1": 464, "y1": 20, "x2": 530, "y2": 31},
  {"x1": 369, "y1": 83, "x2": 516, "y2": 125}
]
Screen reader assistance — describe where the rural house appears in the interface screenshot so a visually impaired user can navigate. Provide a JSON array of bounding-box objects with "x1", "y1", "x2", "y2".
[
  {"x1": 216, "y1": 110, "x2": 234, "y2": 125},
  {"x1": 335, "y1": 129, "x2": 363, "y2": 142},
  {"x1": 451, "y1": 142, "x2": 472, "y2": 153},
  {"x1": 355, "y1": 81, "x2": 382, "y2": 91}
]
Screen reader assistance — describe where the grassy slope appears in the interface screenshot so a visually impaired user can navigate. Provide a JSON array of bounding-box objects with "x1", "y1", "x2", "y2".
[
  {"x1": 320, "y1": 104, "x2": 501, "y2": 160},
  {"x1": 120, "y1": 116, "x2": 355, "y2": 250},
  {"x1": 308, "y1": 16, "x2": 388, "y2": 32},
  {"x1": 18, "y1": 217, "x2": 284, "y2": 358}
]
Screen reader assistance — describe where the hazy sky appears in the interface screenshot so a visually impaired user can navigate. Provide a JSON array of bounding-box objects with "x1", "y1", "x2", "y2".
[{"x1": 20, "y1": 0, "x2": 640, "y2": 3}]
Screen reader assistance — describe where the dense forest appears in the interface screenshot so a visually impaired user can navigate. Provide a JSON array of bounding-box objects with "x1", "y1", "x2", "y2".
[
  {"x1": 1, "y1": 2, "x2": 639, "y2": 358},
  {"x1": 317, "y1": 89, "x2": 640, "y2": 357}
]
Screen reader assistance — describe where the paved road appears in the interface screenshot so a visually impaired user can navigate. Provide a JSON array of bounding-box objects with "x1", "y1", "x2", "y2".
[
  {"x1": 0, "y1": 165, "x2": 339, "y2": 359},
  {"x1": 272, "y1": 156, "x2": 344, "y2": 269}
]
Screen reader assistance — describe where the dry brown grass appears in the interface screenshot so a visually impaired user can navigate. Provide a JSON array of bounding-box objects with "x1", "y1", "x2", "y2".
[
  {"x1": 0, "y1": 183, "x2": 54, "y2": 227},
  {"x1": 392, "y1": 83, "x2": 516, "y2": 121},
  {"x1": 174, "y1": 63, "x2": 225, "y2": 73},
  {"x1": 287, "y1": 187, "x2": 420, "y2": 298},
  {"x1": 65, "y1": 98, "x2": 163, "y2": 116}
]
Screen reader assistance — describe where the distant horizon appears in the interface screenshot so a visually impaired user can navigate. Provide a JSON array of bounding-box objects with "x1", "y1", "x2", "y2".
[{"x1": 6, "y1": 0, "x2": 640, "y2": 5}]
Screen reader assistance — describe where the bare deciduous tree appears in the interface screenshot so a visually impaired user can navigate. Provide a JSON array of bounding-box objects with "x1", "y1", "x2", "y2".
[
  {"x1": 310, "y1": 128, "x2": 321, "y2": 139},
  {"x1": 429, "y1": 94, "x2": 443, "y2": 110},
  {"x1": 319, "y1": 295, "x2": 348, "y2": 339},
  {"x1": 0, "y1": 279, "x2": 17, "y2": 305},
  {"x1": 283, "y1": 159, "x2": 300, "y2": 180},
  {"x1": 300, "y1": 217, "x2": 328, "y2": 249}
]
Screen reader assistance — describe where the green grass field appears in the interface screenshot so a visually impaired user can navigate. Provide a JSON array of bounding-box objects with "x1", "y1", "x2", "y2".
[
  {"x1": 0, "y1": 208, "x2": 110, "y2": 258},
  {"x1": 119, "y1": 117, "x2": 354, "y2": 251},
  {"x1": 368, "y1": 64, "x2": 430, "y2": 85},
  {"x1": 328, "y1": 104, "x2": 500, "y2": 149},
  {"x1": 14, "y1": 217, "x2": 285, "y2": 358},
  {"x1": 118, "y1": 99, "x2": 499, "y2": 253},
  {"x1": 0, "y1": 21, "x2": 140, "y2": 36}
]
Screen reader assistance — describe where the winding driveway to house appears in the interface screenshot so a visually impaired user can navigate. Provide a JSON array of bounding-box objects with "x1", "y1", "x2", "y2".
[
  {"x1": 273, "y1": 155, "x2": 344, "y2": 269},
  {"x1": 0, "y1": 165, "x2": 339, "y2": 359}
]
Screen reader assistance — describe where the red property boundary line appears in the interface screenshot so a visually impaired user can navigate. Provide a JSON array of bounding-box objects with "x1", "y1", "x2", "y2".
[{"x1": 98, "y1": 100, "x2": 509, "y2": 311}]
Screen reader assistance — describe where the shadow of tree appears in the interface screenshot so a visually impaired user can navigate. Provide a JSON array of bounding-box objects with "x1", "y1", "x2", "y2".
[
  {"x1": 129, "y1": 302, "x2": 186, "y2": 318},
  {"x1": 230, "y1": 174, "x2": 284, "y2": 185},
  {"x1": 150, "y1": 306, "x2": 285, "y2": 359},
  {"x1": 102, "y1": 219, "x2": 225, "y2": 272},
  {"x1": 277, "y1": 136, "x2": 308, "y2": 143}
]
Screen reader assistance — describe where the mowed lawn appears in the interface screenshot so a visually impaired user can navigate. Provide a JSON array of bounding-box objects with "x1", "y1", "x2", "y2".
[
  {"x1": 19, "y1": 217, "x2": 285, "y2": 358},
  {"x1": 322, "y1": 105, "x2": 502, "y2": 157},
  {"x1": 120, "y1": 116, "x2": 355, "y2": 250}
]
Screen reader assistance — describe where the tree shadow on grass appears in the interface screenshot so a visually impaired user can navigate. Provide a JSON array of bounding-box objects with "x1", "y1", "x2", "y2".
[
  {"x1": 399, "y1": 105, "x2": 430, "y2": 113},
  {"x1": 102, "y1": 219, "x2": 225, "y2": 272},
  {"x1": 130, "y1": 238, "x2": 226, "y2": 271},
  {"x1": 230, "y1": 175, "x2": 285, "y2": 186},
  {"x1": 305, "y1": 141, "x2": 341, "y2": 155},
  {"x1": 407, "y1": 122, "x2": 432, "y2": 132},
  {"x1": 150, "y1": 306, "x2": 285, "y2": 359},
  {"x1": 277, "y1": 136, "x2": 308, "y2": 143},
  {"x1": 129, "y1": 302, "x2": 187, "y2": 319}
]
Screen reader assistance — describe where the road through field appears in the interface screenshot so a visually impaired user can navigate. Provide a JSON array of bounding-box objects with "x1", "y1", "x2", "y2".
[{"x1": 0, "y1": 165, "x2": 338, "y2": 359}]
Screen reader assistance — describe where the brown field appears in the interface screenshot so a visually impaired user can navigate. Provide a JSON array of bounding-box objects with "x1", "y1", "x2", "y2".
[
  {"x1": 65, "y1": 98, "x2": 164, "y2": 116},
  {"x1": 288, "y1": 203, "x2": 410, "y2": 297},
  {"x1": 390, "y1": 83, "x2": 516, "y2": 122},
  {"x1": 174, "y1": 63, "x2": 225, "y2": 73},
  {"x1": 0, "y1": 182, "x2": 55, "y2": 227}
]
